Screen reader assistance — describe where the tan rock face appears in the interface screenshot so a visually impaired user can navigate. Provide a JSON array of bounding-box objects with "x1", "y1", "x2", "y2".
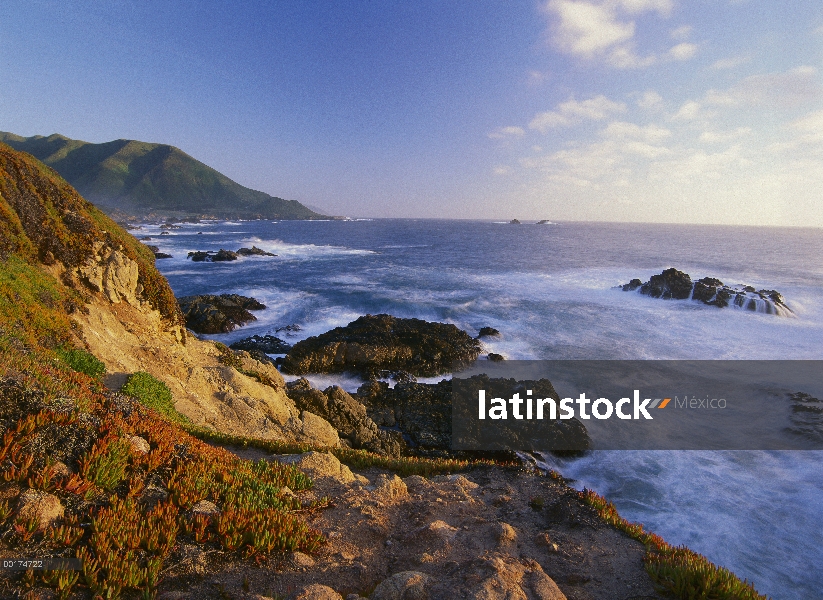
[
  {"x1": 16, "y1": 489, "x2": 64, "y2": 530},
  {"x1": 75, "y1": 297, "x2": 340, "y2": 445},
  {"x1": 78, "y1": 242, "x2": 141, "y2": 306}
]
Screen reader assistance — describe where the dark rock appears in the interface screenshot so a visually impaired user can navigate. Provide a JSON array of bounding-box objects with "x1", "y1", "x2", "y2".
[
  {"x1": 357, "y1": 375, "x2": 590, "y2": 457},
  {"x1": 145, "y1": 245, "x2": 160, "y2": 253},
  {"x1": 621, "y1": 269, "x2": 791, "y2": 315},
  {"x1": 536, "y1": 219, "x2": 551, "y2": 224},
  {"x1": 139, "y1": 236, "x2": 152, "y2": 241},
  {"x1": 213, "y1": 249, "x2": 238, "y2": 261},
  {"x1": 236, "y1": 245, "x2": 276, "y2": 257},
  {"x1": 281, "y1": 314, "x2": 482, "y2": 378},
  {"x1": 229, "y1": 334, "x2": 292, "y2": 354},
  {"x1": 640, "y1": 268, "x2": 692, "y2": 299},
  {"x1": 509, "y1": 219, "x2": 521, "y2": 224},
  {"x1": 154, "y1": 252, "x2": 173, "y2": 259},
  {"x1": 488, "y1": 353, "x2": 505, "y2": 362},
  {"x1": 160, "y1": 223, "x2": 181, "y2": 230},
  {"x1": 160, "y1": 231, "x2": 170, "y2": 236},
  {"x1": 277, "y1": 324, "x2": 303, "y2": 335},
  {"x1": 186, "y1": 249, "x2": 238, "y2": 262},
  {"x1": 188, "y1": 251, "x2": 210, "y2": 262},
  {"x1": 177, "y1": 294, "x2": 266, "y2": 334},
  {"x1": 286, "y1": 379, "x2": 404, "y2": 456},
  {"x1": 477, "y1": 327, "x2": 500, "y2": 338}
]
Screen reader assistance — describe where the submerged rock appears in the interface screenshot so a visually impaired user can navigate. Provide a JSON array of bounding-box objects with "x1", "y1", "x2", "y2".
[
  {"x1": 621, "y1": 268, "x2": 792, "y2": 315},
  {"x1": 477, "y1": 327, "x2": 500, "y2": 338},
  {"x1": 281, "y1": 314, "x2": 482, "y2": 378},
  {"x1": 178, "y1": 294, "x2": 266, "y2": 333}
]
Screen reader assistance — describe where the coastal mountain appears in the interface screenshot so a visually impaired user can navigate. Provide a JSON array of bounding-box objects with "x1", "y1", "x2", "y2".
[{"x1": 0, "y1": 131, "x2": 327, "y2": 220}]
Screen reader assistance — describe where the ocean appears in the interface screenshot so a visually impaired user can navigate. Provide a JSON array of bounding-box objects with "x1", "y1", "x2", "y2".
[{"x1": 147, "y1": 218, "x2": 823, "y2": 599}]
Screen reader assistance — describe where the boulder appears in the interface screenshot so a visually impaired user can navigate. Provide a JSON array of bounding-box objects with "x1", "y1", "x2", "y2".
[
  {"x1": 290, "y1": 584, "x2": 342, "y2": 600},
  {"x1": 186, "y1": 249, "x2": 239, "y2": 262},
  {"x1": 127, "y1": 435, "x2": 151, "y2": 455},
  {"x1": 281, "y1": 314, "x2": 482, "y2": 378},
  {"x1": 154, "y1": 252, "x2": 173, "y2": 259},
  {"x1": 371, "y1": 571, "x2": 432, "y2": 600},
  {"x1": 286, "y1": 379, "x2": 403, "y2": 456},
  {"x1": 273, "y1": 451, "x2": 355, "y2": 484},
  {"x1": 16, "y1": 489, "x2": 64, "y2": 530},
  {"x1": 640, "y1": 268, "x2": 692, "y2": 299},
  {"x1": 178, "y1": 294, "x2": 266, "y2": 333},
  {"x1": 487, "y1": 353, "x2": 505, "y2": 362},
  {"x1": 509, "y1": 219, "x2": 521, "y2": 224}
]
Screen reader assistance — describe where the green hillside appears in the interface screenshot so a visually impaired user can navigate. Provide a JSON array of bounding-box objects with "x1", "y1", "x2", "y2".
[{"x1": 0, "y1": 132, "x2": 327, "y2": 220}]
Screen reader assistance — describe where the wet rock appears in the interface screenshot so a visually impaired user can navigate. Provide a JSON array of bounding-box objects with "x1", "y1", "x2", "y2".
[
  {"x1": 621, "y1": 269, "x2": 792, "y2": 315},
  {"x1": 510, "y1": 219, "x2": 521, "y2": 224},
  {"x1": 237, "y1": 245, "x2": 277, "y2": 257},
  {"x1": 16, "y1": 489, "x2": 64, "y2": 530},
  {"x1": 371, "y1": 571, "x2": 432, "y2": 600},
  {"x1": 154, "y1": 252, "x2": 173, "y2": 259},
  {"x1": 281, "y1": 314, "x2": 482, "y2": 378},
  {"x1": 477, "y1": 327, "x2": 500, "y2": 338},
  {"x1": 488, "y1": 353, "x2": 505, "y2": 362},
  {"x1": 178, "y1": 294, "x2": 266, "y2": 333},
  {"x1": 230, "y1": 334, "x2": 292, "y2": 354},
  {"x1": 186, "y1": 249, "x2": 238, "y2": 262}
]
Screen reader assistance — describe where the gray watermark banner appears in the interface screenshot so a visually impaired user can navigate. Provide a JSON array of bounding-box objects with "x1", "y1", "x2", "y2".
[{"x1": 451, "y1": 361, "x2": 823, "y2": 451}]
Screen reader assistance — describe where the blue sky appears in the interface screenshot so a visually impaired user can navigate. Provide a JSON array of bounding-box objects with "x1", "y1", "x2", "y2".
[{"x1": 2, "y1": 1, "x2": 822, "y2": 225}]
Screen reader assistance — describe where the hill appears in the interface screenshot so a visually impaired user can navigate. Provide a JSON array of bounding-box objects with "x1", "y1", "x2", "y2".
[{"x1": 0, "y1": 131, "x2": 327, "y2": 220}]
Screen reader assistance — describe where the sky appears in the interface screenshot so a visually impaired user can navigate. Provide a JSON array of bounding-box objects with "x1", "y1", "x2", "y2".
[{"x1": 2, "y1": 1, "x2": 822, "y2": 225}]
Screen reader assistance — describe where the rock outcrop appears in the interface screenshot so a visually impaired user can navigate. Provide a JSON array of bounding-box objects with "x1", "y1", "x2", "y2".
[
  {"x1": 230, "y1": 334, "x2": 292, "y2": 354},
  {"x1": 178, "y1": 294, "x2": 266, "y2": 333},
  {"x1": 77, "y1": 241, "x2": 142, "y2": 306},
  {"x1": 286, "y1": 378, "x2": 404, "y2": 456},
  {"x1": 621, "y1": 268, "x2": 792, "y2": 315},
  {"x1": 237, "y1": 246, "x2": 276, "y2": 257},
  {"x1": 281, "y1": 314, "x2": 482, "y2": 378},
  {"x1": 357, "y1": 376, "x2": 590, "y2": 457}
]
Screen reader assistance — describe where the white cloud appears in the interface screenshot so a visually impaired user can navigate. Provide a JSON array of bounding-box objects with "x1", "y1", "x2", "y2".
[
  {"x1": 547, "y1": 1, "x2": 634, "y2": 56},
  {"x1": 543, "y1": 0, "x2": 670, "y2": 68},
  {"x1": 604, "y1": 121, "x2": 672, "y2": 142},
  {"x1": 790, "y1": 109, "x2": 823, "y2": 143},
  {"x1": 637, "y1": 90, "x2": 664, "y2": 109},
  {"x1": 710, "y1": 55, "x2": 750, "y2": 70},
  {"x1": 493, "y1": 165, "x2": 512, "y2": 175},
  {"x1": 488, "y1": 126, "x2": 526, "y2": 139},
  {"x1": 670, "y1": 25, "x2": 692, "y2": 40},
  {"x1": 617, "y1": 0, "x2": 673, "y2": 16},
  {"x1": 668, "y1": 42, "x2": 698, "y2": 61},
  {"x1": 705, "y1": 66, "x2": 821, "y2": 109},
  {"x1": 699, "y1": 127, "x2": 752, "y2": 143},
  {"x1": 529, "y1": 95, "x2": 627, "y2": 132},
  {"x1": 672, "y1": 100, "x2": 702, "y2": 120}
]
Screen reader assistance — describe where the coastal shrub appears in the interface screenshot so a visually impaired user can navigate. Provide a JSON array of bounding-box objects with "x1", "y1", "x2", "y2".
[
  {"x1": 55, "y1": 346, "x2": 106, "y2": 378},
  {"x1": 121, "y1": 371, "x2": 188, "y2": 424}
]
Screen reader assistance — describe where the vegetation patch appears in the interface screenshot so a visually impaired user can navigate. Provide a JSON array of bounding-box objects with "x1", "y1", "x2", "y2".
[
  {"x1": 121, "y1": 371, "x2": 188, "y2": 424},
  {"x1": 581, "y1": 489, "x2": 768, "y2": 600},
  {"x1": 55, "y1": 346, "x2": 106, "y2": 379}
]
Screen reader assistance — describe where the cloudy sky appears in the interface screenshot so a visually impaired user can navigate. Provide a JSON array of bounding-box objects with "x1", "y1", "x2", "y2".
[{"x1": 2, "y1": 1, "x2": 822, "y2": 225}]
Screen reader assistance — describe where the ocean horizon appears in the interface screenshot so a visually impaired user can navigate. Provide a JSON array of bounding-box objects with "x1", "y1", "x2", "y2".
[{"x1": 148, "y1": 218, "x2": 823, "y2": 599}]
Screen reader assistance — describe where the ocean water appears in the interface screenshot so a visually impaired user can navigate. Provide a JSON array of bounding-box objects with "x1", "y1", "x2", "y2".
[{"x1": 147, "y1": 219, "x2": 823, "y2": 599}]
